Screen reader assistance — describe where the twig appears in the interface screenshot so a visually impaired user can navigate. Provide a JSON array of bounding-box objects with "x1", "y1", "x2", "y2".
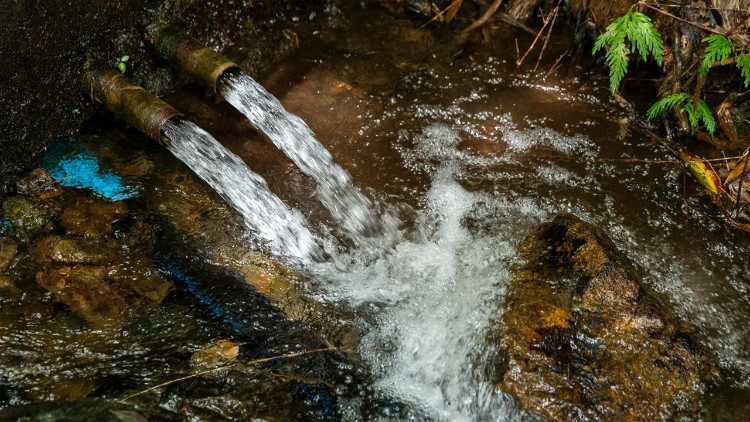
[
  {"x1": 597, "y1": 157, "x2": 680, "y2": 165},
  {"x1": 120, "y1": 347, "x2": 338, "y2": 401},
  {"x1": 462, "y1": 0, "x2": 504, "y2": 35},
  {"x1": 544, "y1": 51, "x2": 569, "y2": 78},
  {"x1": 516, "y1": 6, "x2": 555, "y2": 67},
  {"x1": 638, "y1": 1, "x2": 733, "y2": 38},
  {"x1": 421, "y1": 0, "x2": 462, "y2": 28},
  {"x1": 534, "y1": 2, "x2": 561, "y2": 72},
  {"x1": 732, "y1": 155, "x2": 749, "y2": 214},
  {"x1": 496, "y1": 13, "x2": 539, "y2": 36}
]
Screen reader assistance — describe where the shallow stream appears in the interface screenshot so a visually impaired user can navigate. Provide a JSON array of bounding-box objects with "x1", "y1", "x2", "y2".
[{"x1": 2, "y1": 3, "x2": 750, "y2": 420}]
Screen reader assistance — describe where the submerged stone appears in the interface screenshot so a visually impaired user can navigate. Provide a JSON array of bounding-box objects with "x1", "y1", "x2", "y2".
[
  {"x1": 494, "y1": 213, "x2": 718, "y2": 421},
  {"x1": 191, "y1": 340, "x2": 240, "y2": 370},
  {"x1": 0, "y1": 237, "x2": 17, "y2": 272},
  {"x1": 60, "y1": 196, "x2": 129, "y2": 237},
  {"x1": 35, "y1": 263, "x2": 171, "y2": 328},
  {"x1": 2, "y1": 196, "x2": 57, "y2": 243},
  {"x1": 17, "y1": 168, "x2": 64, "y2": 201},
  {"x1": 32, "y1": 228, "x2": 170, "y2": 327},
  {"x1": 32, "y1": 235, "x2": 118, "y2": 265}
]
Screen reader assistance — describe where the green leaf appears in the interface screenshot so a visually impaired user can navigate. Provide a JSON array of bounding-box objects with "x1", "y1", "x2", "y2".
[
  {"x1": 606, "y1": 43, "x2": 630, "y2": 93},
  {"x1": 592, "y1": 11, "x2": 664, "y2": 92},
  {"x1": 646, "y1": 93, "x2": 689, "y2": 120},
  {"x1": 646, "y1": 93, "x2": 716, "y2": 135},
  {"x1": 694, "y1": 99, "x2": 716, "y2": 135},
  {"x1": 626, "y1": 12, "x2": 664, "y2": 65},
  {"x1": 700, "y1": 34, "x2": 733, "y2": 77},
  {"x1": 737, "y1": 53, "x2": 750, "y2": 88}
]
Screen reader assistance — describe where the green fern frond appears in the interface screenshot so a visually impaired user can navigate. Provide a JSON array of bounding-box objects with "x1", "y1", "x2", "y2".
[
  {"x1": 646, "y1": 93, "x2": 716, "y2": 135},
  {"x1": 592, "y1": 11, "x2": 664, "y2": 92},
  {"x1": 646, "y1": 93, "x2": 690, "y2": 120},
  {"x1": 737, "y1": 53, "x2": 750, "y2": 88},
  {"x1": 700, "y1": 34, "x2": 733, "y2": 76},
  {"x1": 626, "y1": 12, "x2": 664, "y2": 65},
  {"x1": 694, "y1": 99, "x2": 716, "y2": 135},
  {"x1": 606, "y1": 43, "x2": 630, "y2": 93}
]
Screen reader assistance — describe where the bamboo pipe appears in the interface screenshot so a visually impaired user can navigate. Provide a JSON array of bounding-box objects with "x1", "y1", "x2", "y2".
[
  {"x1": 81, "y1": 69, "x2": 181, "y2": 142},
  {"x1": 147, "y1": 24, "x2": 239, "y2": 94}
]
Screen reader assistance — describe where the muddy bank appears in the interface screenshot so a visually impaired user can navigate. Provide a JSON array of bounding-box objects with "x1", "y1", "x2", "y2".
[{"x1": 0, "y1": 0, "x2": 314, "y2": 174}]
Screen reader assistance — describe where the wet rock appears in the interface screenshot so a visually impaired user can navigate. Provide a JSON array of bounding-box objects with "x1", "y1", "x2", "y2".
[
  {"x1": 35, "y1": 264, "x2": 170, "y2": 328},
  {"x1": 378, "y1": 0, "x2": 435, "y2": 17},
  {"x1": 191, "y1": 340, "x2": 240, "y2": 369},
  {"x1": 0, "y1": 237, "x2": 17, "y2": 271},
  {"x1": 49, "y1": 377, "x2": 98, "y2": 401},
  {"x1": 31, "y1": 231, "x2": 171, "y2": 327},
  {"x1": 17, "y1": 168, "x2": 64, "y2": 201},
  {"x1": 494, "y1": 213, "x2": 718, "y2": 421},
  {"x1": 0, "y1": 399, "x2": 160, "y2": 421},
  {"x1": 32, "y1": 235, "x2": 117, "y2": 265},
  {"x1": 2, "y1": 196, "x2": 57, "y2": 242},
  {"x1": 0, "y1": 237, "x2": 19, "y2": 293},
  {"x1": 60, "y1": 196, "x2": 129, "y2": 237}
]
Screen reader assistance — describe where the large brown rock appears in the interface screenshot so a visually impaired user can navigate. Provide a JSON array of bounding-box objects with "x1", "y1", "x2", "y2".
[
  {"x1": 32, "y1": 228, "x2": 171, "y2": 327},
  {"x1": 495, "y1": 213, "x2": 718, "y2": 421},
  {"x1": 60, "y1": 196, "x2": 129, "y2": 237}
]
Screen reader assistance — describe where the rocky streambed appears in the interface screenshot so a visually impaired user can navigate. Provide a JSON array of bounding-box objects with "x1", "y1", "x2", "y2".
[{"x1": 2, "y1": 1, "x2": 750, "y2": 420}]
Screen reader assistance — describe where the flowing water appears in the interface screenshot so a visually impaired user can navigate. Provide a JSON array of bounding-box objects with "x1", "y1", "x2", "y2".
[
  {"x1": 161, "y1": 118, "x2": 318, "y2": 261},
  {"x1": 3, "y1": 3, "x2": 750, "y2": 420},
  {"x1": 220, "y1": 71, "x2": 394, "y2": 239}
]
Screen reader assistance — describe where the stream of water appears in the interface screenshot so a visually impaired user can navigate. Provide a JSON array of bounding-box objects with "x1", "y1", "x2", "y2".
[
  {"x1": 4, "y1": 4, "x2": 750, "y2": 420},
  {"x1": 220, "y1": 71, "x2": 395, "y2": 239},
  {"x1": 161, "y1": 118, "x2": 318, "y2": 261},
  {"x1": 163, "y1": 35, "x2": 750, "y2": 420}
]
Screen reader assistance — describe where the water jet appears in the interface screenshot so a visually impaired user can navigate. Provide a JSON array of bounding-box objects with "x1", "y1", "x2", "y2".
[
  {"x1": 81, "y1": 68, "x2": 319, "y2": 260},
  {"x1": 148, "y1": 25, "x2": 392, "y2": 238}
]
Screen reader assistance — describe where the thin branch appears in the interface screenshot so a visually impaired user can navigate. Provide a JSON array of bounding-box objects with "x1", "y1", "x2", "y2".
[
  {"x1": 120, "y1": 347, "x2": 338, "y2": 401},
  {"x1": 462, "y1": 0, "x2": 505, "y2": 35},
  {"x1": 517, "y1": 6, "x2": 556, "y2": 66},
  {"x1": 638, "y1": 1, "x2": 745, "y2": 43},
  {"x1": 534, "y1": 2, "x2": 561, "y2": 71}
]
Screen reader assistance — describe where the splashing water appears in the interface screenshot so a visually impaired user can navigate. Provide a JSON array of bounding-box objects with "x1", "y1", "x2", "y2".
[
  {"x1": 161, "y1": 118, "x2": 318, "y2": 261},
  {"x1": 309, "y1": 125, "x2": 532, "y2": 420},
  {"x1": 220, "y1": 71, "x2": 392, "y2": 238}
]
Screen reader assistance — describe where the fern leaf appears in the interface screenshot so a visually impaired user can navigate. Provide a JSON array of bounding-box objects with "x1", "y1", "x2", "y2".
[
  {"x1": 626, "y1": 12, "x2": 664, "y2": 65},
  {"x1": 737, "y1": 53, "x2": 750, "y2": 88},
  {"x1": 592, "y1": 11, "x2": 663, "y2": 92},
  {"x1": 606, "y1": 43, "x2": 630, "y2": 92},
  {"x1": 695, "y1": 99, "x2": 716, "y2": 135},
  {"x1": 682, "y1": 101, "x2": 700, "y2": 130},
  {"x1": 700, "y1": 34, "x2": 733, "y2": 76},
  {"x1": 646, "y1": 93, "x2": 689, "y2": 120}
]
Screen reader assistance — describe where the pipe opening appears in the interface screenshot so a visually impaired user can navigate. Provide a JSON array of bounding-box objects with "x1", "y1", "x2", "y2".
[
  {"x1": 80, "y1": 69, "x2": 182, "y2": 143},
  {"x1": 147, "y1": 24, "x2": 240, "y2": 95}
]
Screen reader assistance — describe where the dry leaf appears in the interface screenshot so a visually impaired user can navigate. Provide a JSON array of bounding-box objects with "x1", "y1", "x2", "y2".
[
  {"x1": 445, "y1": 0, "x2": 464, "y2": 22},
  {"x1": 681, "y1": 150, "x2": 723, "y2": 197},
  {"x1": 724, "y1": 156, "x2": 749, "y2": 185}
]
